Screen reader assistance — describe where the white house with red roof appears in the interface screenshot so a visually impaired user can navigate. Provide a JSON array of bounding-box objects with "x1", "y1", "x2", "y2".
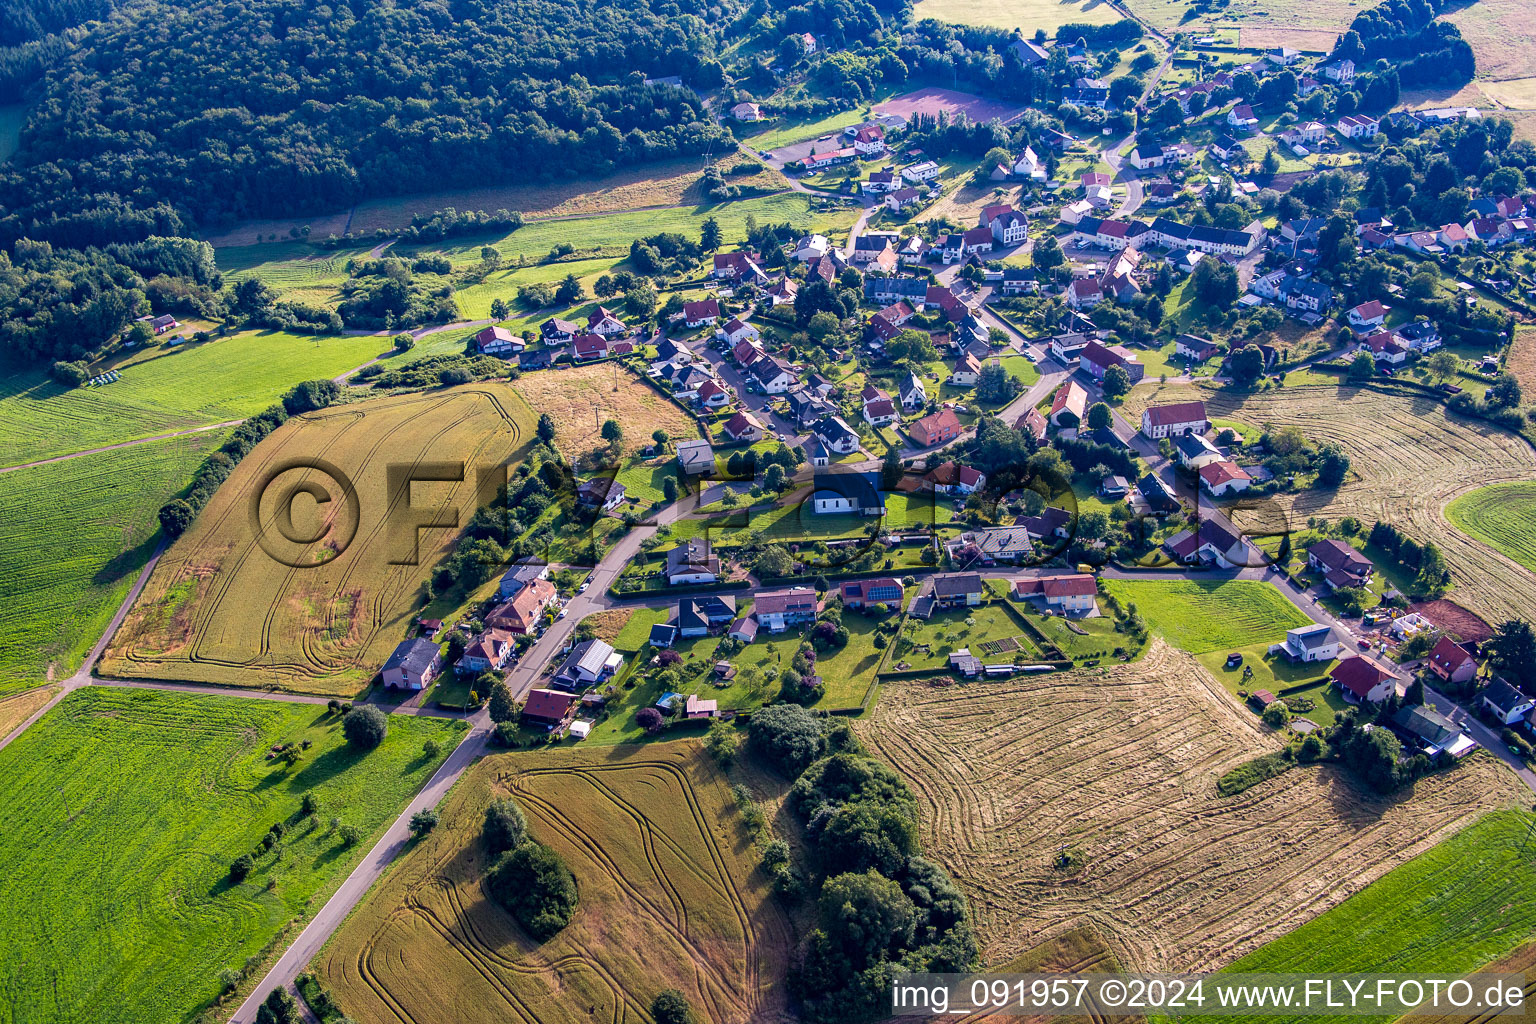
[
  {"x1": 1049, "y1": 380, "x2": 1089, "y2": 426},
  {"x1": 1227, "y1": 104, "x2": 1258, "y2": 130},
  {"x1": 475, "y1": 325, "x2": 522, "y2": 355},
  {"x1": 1347, "y1": 299, "x2": 1389, "y2": 330},
  {"x1": 853, "y1": 124, "x2": 886, "y2": 155},
  {"x1": 1012, "y1": 573, "x2": 1098, "y2": 613},
  {"x1": 861, "y1": 385, "x2": 898, "y2": 427},
  {"x1": 683, "y1": 297, "x2": 721, "y2": 328},
  {"x1": 1426, "y1": 636, "x2": 1478, "y2": 684},
  {"x1": 1140, "y1": 401, "x2": 1208, "y2": 439},
  {"x1": 1198, "y1": 460, "x2": 1251, "y2": 497},
  {"x1": 586, "y1": 305, "x2": 627, "y2": 336},
  {"x1": 1331, "y1": 655, "x2": 1397, "y2": 704},
  {"x1": 572, "y1": 333, "x2": 608, "y2": 361},
  {"x1": 1066, "y1": 278, "x2": 1103, "y2": 310}
]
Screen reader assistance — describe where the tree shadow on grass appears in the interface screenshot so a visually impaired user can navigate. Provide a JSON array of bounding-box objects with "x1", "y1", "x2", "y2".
[
  {"x1": 288, "y1": 743, "x2": 366, "y2": 791},
  {"x1": 91, "y1": 532, "x2": 161, "y2": 586}
]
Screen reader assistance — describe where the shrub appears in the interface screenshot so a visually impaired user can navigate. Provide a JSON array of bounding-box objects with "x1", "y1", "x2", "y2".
[
  {"x1": 748, "y1": 703, "x2": 825, "y2": 777},
  {"x1": 482, "y1": 797, "x2": 529, "y2": 855},
  {"x1": 338, "y1": 824, "x2": 361, "y2": 846},
  {"x1": 342, "y1": 705, "x2": 388, "y2": 749},
  {"x1": 409, "y1": 809, "x2": 439, "y2": 836},
  {"x1": 485, "y1": 841, "x2": 580, "y2": 940},
  {"x1": 636, "y1": 707, "x2": 664, "y2": 733},
  {"x1": 492, "y1": 720, "x2": 519, "y2": 747},
  {"x1": 228, "y1": 853, "x2": 254, "y2": 883},
  {"x1": 651, "y1": 990, "x2": 697, "y2": 1024}
]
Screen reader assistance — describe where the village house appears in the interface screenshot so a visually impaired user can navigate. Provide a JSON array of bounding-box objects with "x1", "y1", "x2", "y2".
[
  {"x1": 1140, "y1": 400, "x2": 1208, "y2": 439},
  {"x1": 853, "y1": 124, "x2": 886, "y2": 155},
  {"x1": 908, "y1": 407, "x2": 961, "y2": 447},
  {"x1": 1174, "y1": 431, "x2": 1224, "y2": 470},
  {"x1": 665, "y1": 537, "x2": 720, "y2": 584},
  {"x1": 1198, "y1": 459, "x2": 1251, "y2": 496},
  {"x1": 1175, "y1": 334, "x2": 1220, "y2": 362},
  {"x1": 1080, "y1": 339, "x2": 1145, "y2": 383},
  {"x1": 587, "y1": 305, "x2": 627, "y2": 336},
  {"x1": 721, "y1": 410, "x2": 765, "y2": 443},
  {"x1": 712, "y1": 251, "x2": 767, "y2": 282},
  {"x1": 886, "y1": 187, "x2": 923, "y2": 211},
  {"x1": 1049, "y1": 380, "x2": 1089, "y2": 427},
  {"x1": 1013, "y1": 573, "x2": 1098, "y2": 613},
  {"x1": 1163, "y1": 517, "x2": 1251, "y2": 568},
  {"x1": 926, "y1": 460, "x2": 985, "y2": 495},
  {"x1": 928, "y1": 573, "x2": 985, "y2": 610},
  {"x1": 864, "y1": 170, "x2": 897, "y2": 194},
  {"x1": 813, "y1": 414, "x2": 861, "y2": 454},
  {"x1": 521, "y1": 688, "x2": 578, "y2": 730},
  {"x1": 1323, "y1": 58, "x2": 1355, "y2": 84},
  {"x1": 1271, "y1": 622, "x2": 1340, "y2": 663},
  {"x1": 1332, "y1": 655, "x2": 1398, "y2": 704},
  {"x1": 1347, "y1": 299, "x2": 1389, "y2": 330},
  {"x1": 1426, "y1": 636, "x2": 1479, "y2": 684},
  {"x1": 1067, "y1": 278, "x2": 1103, "y2": 310},
  {"x1": 950, "y1": 527, "x2": 1033, "y2": 565},
  {"x1": 1480, "y1": 679, "x2": 1535, "y2": 724},
  {"x1": 902, "y1": 161, "x2": 940, "y2": 184},
  {"x1": 861, "y1": 385, "x2": 898, "y2": 426},
  {"x1": 675, "y1": 439, "x2": 715, "y2": 478},
  {"x1": 475, "y1": 324, "x2": 522, "y2": 356},
  {"x1": 498, "y1": 561, "x2": 550, "y2": 600},
  {"x1": 486, "y1": 578, "x2": 559, "y2": 634},
  {"x1": 949, "y1": 352, "x2": 984, "y2": 387},
  {"x1": 381, "y1": 638, "x2": 443, "y2": 690},
  {"x1": 730, "y1": 101, "x2": 762, "y2": 121},
  {"x1": 541, "y1": 317, "x2": 580, "y2": 343},
  {"x1": 811, "y1": 470, "x2": 884, "y2": 515},
  {"x1": 746, "y1": 354, "x2": 796, "y2": 393},
  {"x1": 554, "y1": 639, "x2": 624, "y2": 690},
  {"x1": 677, "y1": 595, "x2": 737, "y2": 637},
  {"x1": 1308, "y1": 539, "x2": 1374, "y2": 590},
  {"x1": 572, "y1": 333, "x2": 608, "y2": 361},
  {"x1": 576, "y1": 477, "x2": 626, "y2": 512},
  {"x1": 1227, "y1": 104, "x2": 1259, "y2": 131},
  {"x1": 683, "y1": 297, "x2": 721, "y2": 329},
  {"x1": 840, "y1": 577, "x2": 904, "y2": 610},
  {"x1": 754, "y1": 587, "x2": 819, "y2": 632},
  {"x1": 1335, "y1": 114, "x2": 1379, "y2": 139},
  {"x1": 897, "y1": 371, "x2": 927, "y2": 412},
  {"x1": 458, "y1": 629, "x2": 514, "y2": 674},
  {"x1": 991, "y1": 210, "x2": 1028, "y2": 245}
]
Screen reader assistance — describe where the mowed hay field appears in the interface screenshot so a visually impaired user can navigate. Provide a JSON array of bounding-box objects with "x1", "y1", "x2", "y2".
[
  {"x1": 0, "y1": 687, "x2": 457, "y2": 1024},
  {"x1": 0, "y1": 685, "x2": 56, "y2": 739},
  {"x1": 317, "y1": 742, "x2": 793, "y2": 1024},
  {"x1": 101, "y1": 384, "x2": 535, "y2": 695},
  {"x1": 513, "y1": 363, "x2": 701, "y2": 457},
  {"x1": 1187, "y1": 810, "x2": 1536, "y2": 1024},
  {"x1": 857, "y1": 642, "x2": 1524, "y2": 972},
  {"x1": 912, "y1": 0, "x2": 1118, "y2": 32},
  {"x1": 1509, "y1": 325, "x2": 1536, "y2": 394},
  {"x1": 1443, "y1": 0, "x2": 1536, "y2": 81},
  {"x1": 1124, "y1": 383, "x2": 1536, "y2": 625},
  {"x1": 0, "y1": 432, "x2": 227, "y2": 695},
  {"x1": 1445, "y1": 482, "x2": 1536, "y2": 574},
  {"x1": 1099, "y1": 580, "x2": 1310, "y2": 653},
  {"x1": 1124, "y1": 0, "x2": 1359, "y2": 39}
]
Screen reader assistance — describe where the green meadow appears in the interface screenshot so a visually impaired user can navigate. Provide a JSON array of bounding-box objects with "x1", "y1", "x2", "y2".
[
  {"x1": 1446, "y1": 482, "x2": 1536, "y2": 574},
  {"x1": 1100, "y1": 579, "x2": 1311, "y2": 654},
  {"x1": 0, "y1": 687, "x2": 459, "y2": 1024},
  {"x1": 0, "y1": 433, "x2": 227, "y2": 694}
]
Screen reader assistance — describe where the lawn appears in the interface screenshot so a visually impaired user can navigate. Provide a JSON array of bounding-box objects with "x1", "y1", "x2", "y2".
[
  {"x1": 0, "y1": 687, "x2": 458, "y2": 1024},
  {"x1": 912, "y1": 0, "x2": 1118, "y2": 31},
  {"x1": 1445, "y1": 482, "x2": 1536, "y2": 575},
  {"x1": 1100, "y1": 579, "x2": 1312, "y2": 655},
  {"x1": 743, "y1": 107, "x2": 880, "y2": 151},
  {"x1": 1195, "y1": 643, "x2": 1346, "y2": 726},
  {"x1": 1187, "y1": 810, "x2": 1536, "y2": 1024},
  {"x1": 0, "y1": 329, "x2": 420, "y2": 467},
  {"x1": 893, "y1": 602, "x2": 1042, "y2": 670},
  {"x1": 0, "y1": 431, "x2": 227, "y2": 695}
]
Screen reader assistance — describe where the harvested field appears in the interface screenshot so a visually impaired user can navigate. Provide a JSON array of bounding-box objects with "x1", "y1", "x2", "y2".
[
  {"x1": 1442, "y1": 0, "x2": 1536, "y2": 82},
  {"x1": 1237, "y1": 25, "x2": 1342, "y2": 50},
  {"x1": 0, "y1": 685, "x2": 56, "y2": 739},
  {"x1": 100, "y1": 384, "x2": 535, "y2": 695},
  {"x1": 912, "y1": 0, "x2": 1119, "y2": 32},
  {"x1": 512, "y1": 362, "x2": 700, "y2": 457},
  {"x1": 1402, "y1": 940, "x2": 1536, "y2": 1024},
  {"x1": 1124, "y1": 0, "x2": 1357, "y2": 40},
  {"x1": 1123, "y1": 382, "x2": 1536, "y2": 625},
  {"x1": 857, "y1": 641, "x2": 1524, "y2": 973},
  {"x1": 317, "y1": 742, "x2": 793, "y2": 1024},
  {"x1": 1509, "y1": 325, "x2": 1536, "y2": 394},
  {"x1": 876, "y1": 88, "x2": 1027, "y2": 124}
]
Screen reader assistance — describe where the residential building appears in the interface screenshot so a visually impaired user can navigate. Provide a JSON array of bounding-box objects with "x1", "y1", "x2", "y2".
[
  {"x1": 572, "y1": 333, "x2": 608, "y2": 361},
  {"x1": 486, "y1": 578, "x2": 559, "y2": 634},
  {"x1": 577, "y1": 477, "x2": 626, "y2": 511},
  {"x1": 754, "y1": 587, "x2": 819, "y2": 631},
  {"x1": 950, "y1": 352, "x2": 983, "y2": 386},
  {"x1": 853, "y1": 124, "x2": 886, "y2": 155},
  {"x1": 521, "y1": 688, "x2": 578, "y2": 729},
  {"x1": 811, "y1": 470, "x2": 884, "y2": 515},
  {"x1": 721, "y1": 410, "x2": 765, "y2": 443},
  {"x1": 792, "y1": 234, "x2": 832, "y2": 262},
  {"x1": 991, "y1": 210, "x2": 1028, "y2": 245},
  {"x1": 683, "y1": 297, "x2": 721, "y2": 328},
  {"x1": 381, "y1": 638, "x2": 443, "y2": 690},
  {"x1": 1322, "y1": 58, "x2": 1355, "y2": 83},
  {"x1": 1174, "y1": 431, "x2": 1224, "y2": 470},
  {"x1": 459, "y1": 629, "x2": 514, "y2": 674},
  {"x1": 586, "y1": 305, "x2": 627, "y2": 336},
  {"x1": 1049, "y1": 380, "x2": 1089, "y2": 427},
  {"x1": 926, "y1": 461, "x2": 985, "y2": 495},
  {"x1": 951, "y1": 527, "x2": 1033, "y2": 564},
  {"x1": 909, "y1": 408, "x2": 962, "y2": 447},
  {"x1": 678, "y1": 595, "x2": 737, "y2": 637},
  {"x1": 929, "y1": 573, "x2": 984, "y2": 609},
  {"x1": 902, "y1": 161, "x2": 940, "y2": 184},
  {"x1": 840, "y1": 577, "x2": 904, "y2": 609},
  {"x1": 1308, "y1": 539, "x2": 1373, "y2": 590},
  {"x1": 1012, "y1": 574, "x2": 1097, "y2": 613},
  {"x1": 1426, "y1": 636, "x2": 1479, "y2": 684},
  {"x1": 898, "y1": 371, "x2": 927, "y2": 411},
  {"x1": 676, "y1": 438, "x2": 715, "y2": 477},
  {"x1": 730, "y1": 101, "x2": 762, "y2": 121},
  {"x1": 1271, "y1": 622, "x2": 1340, "y2": 663},
  {"x1": 1067, "y1": 278, "x2": 1103, "y2": 310},
  {"x1": 475, "y1": 325, "x2": 522, "y2": 356},
  {"x1": 541, "y1": 317, "x2": 580, "y2": 343},
  {"x1": 498, "y1": 561, "x2": 550, "y2": 600},
  {"x1": 555, "y1": 638, "x2": 624, "y2": 689},
  {"x1": 1175, "y1": 334, "x2": 1219, "y2": 362},
  {"x1": 1335, "y1": 114, "x2": 1379, "y2": 139},
  {"x1": 1022, "y1": 506, "x2": 1073, "y2": 542},
  {"x1": 1393, "y1": 704, "x2": 1475, "y2": 758},
  {"x1": 1227, "y1": 104, "x2": 1259, "y2": 130},
  {"x1": 1331, "y1": 655, "x2": 1397, "y2": 704},
  {"x1": 1080, "y1": 339, "x2": 1145, "y2": 382},
  {"x1": 1199, "y1": 460, "x2": 1251, "y2": 496},
  {"x1": 813, "y1": 414, "x2": 861, "y2": 454},
  {"x1": 1480, "y1": 679, "x2": 1535, "y2": 724},
  {"x1": 1347, "y1": 299, "x2": 1389, "y2": 330},
  {"x1": 665, "y1": 538, "x2": 720, "y2": 584},
  {"x1": 1163, "y1": 517, "x2": 1251, "y2": 568},
  {"x1": 1140, "y1": 400, "x2": 1208, "y2": 439}
]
